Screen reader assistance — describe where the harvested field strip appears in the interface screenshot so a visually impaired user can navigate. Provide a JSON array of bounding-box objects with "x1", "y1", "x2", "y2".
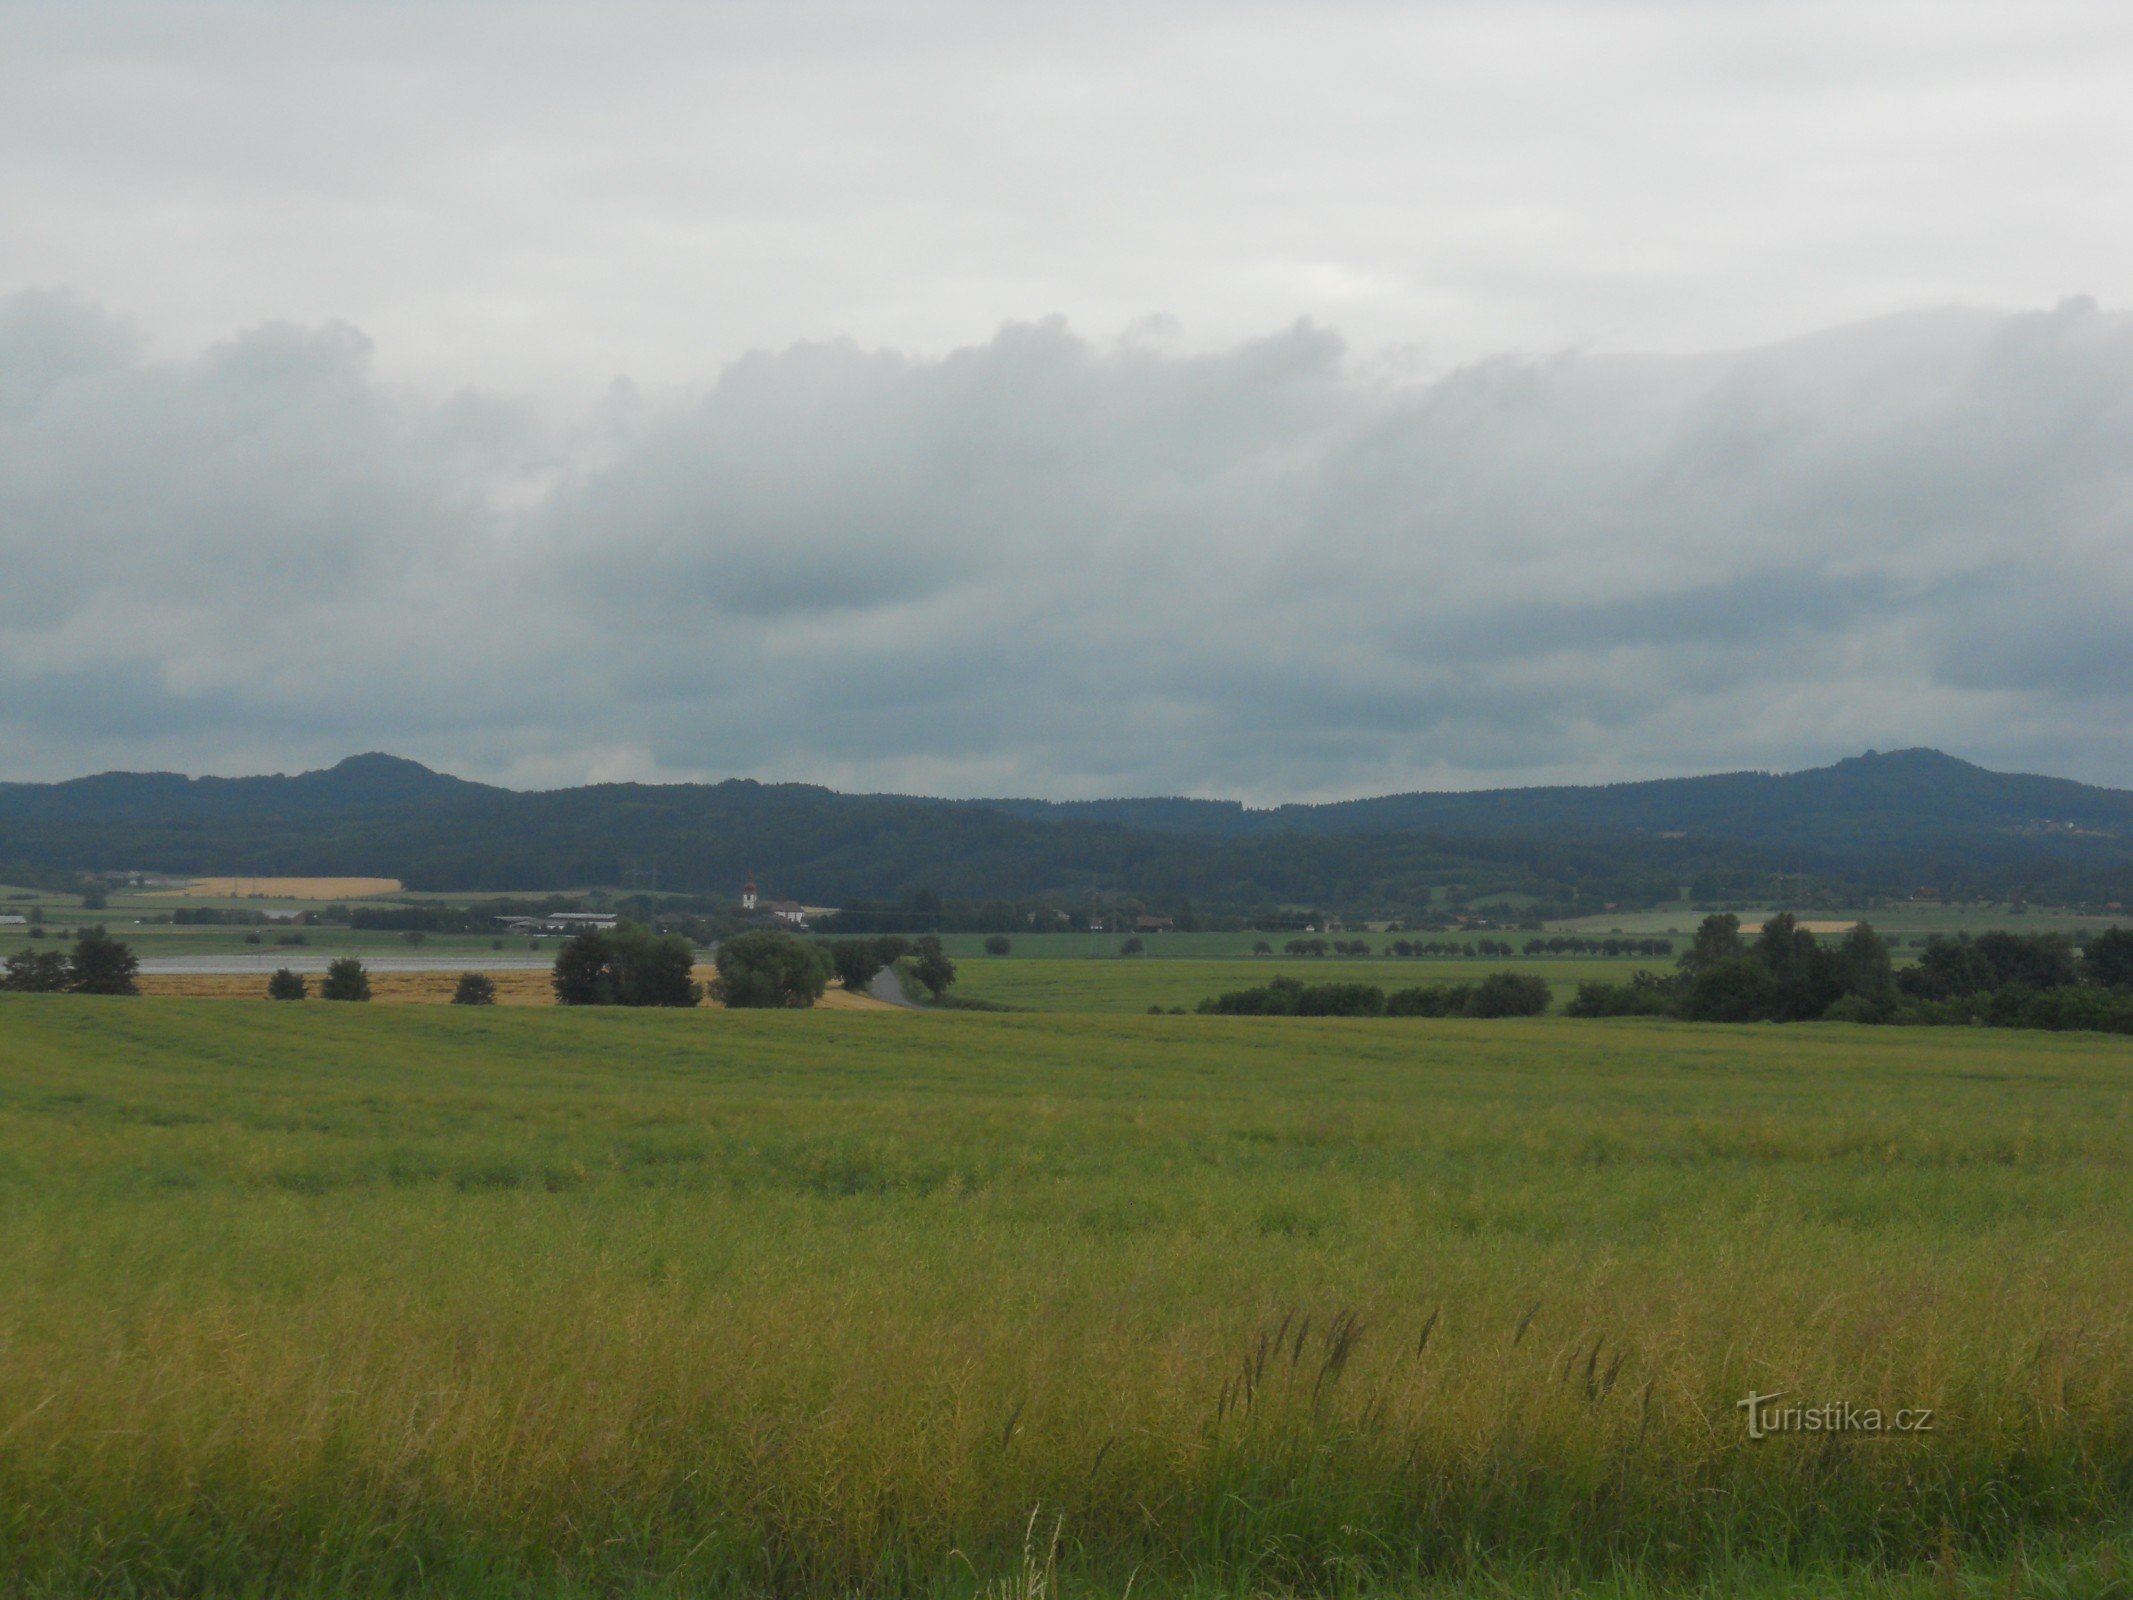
[
  {"x1": 149, "y1": 876, "x2": 405, "y2": 899},
  {"x1": 133, "y1": 967, "x2": 897, "y2": 1009}
]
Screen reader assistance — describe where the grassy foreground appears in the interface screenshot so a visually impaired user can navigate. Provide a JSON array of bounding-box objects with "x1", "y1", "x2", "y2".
[{"x1": 4, "y1": 999, "x2": 2133, "y2": 1597}]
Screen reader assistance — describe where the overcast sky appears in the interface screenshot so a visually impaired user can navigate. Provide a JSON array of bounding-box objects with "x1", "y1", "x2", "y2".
[{"x1": 5, "y1": 1, "x2": 2133, "y2": 797}]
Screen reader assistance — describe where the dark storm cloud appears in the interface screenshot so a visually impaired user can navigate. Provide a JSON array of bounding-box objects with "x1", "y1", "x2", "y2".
[{"x1": 6, "y1": 291, "x2": 2133, "y2": 795}]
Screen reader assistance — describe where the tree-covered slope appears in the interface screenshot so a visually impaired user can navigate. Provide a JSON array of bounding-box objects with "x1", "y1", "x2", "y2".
[
  {"x1": 979, "y1": 749, "x2": 2133, "y2": 856},
  {"x1": 5, "y1": 749, "x2": 2133, "y2": 906}
]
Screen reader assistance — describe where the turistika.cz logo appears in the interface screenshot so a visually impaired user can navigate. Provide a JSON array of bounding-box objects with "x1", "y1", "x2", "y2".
[{"x1": 1737, "y1": 1391, "x2": 1935, "y2": 1440}]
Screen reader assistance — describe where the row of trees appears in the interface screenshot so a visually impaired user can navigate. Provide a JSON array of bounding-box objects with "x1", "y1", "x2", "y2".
[
  {"x1": 1198, "y1": 972, "x2": 1553, "y2": 1019},
  {"x1": 1263, "y1": 936, "x2": 1637, "y2": 958},
  {"x1": 1569, "y1": 915, "x2": 2133, "y2": 1031},
  {"x1": 1522, "y1": 936, "x2": 1676, "y2": 958},
  {"x1": 1, "y1": 928, "x2": 139, "y2": 994},
  {"x1": 541, "y1": 926, "x2": 960, "y2": 1009}
]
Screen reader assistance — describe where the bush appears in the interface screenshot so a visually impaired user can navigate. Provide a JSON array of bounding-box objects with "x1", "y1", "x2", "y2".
[
  {"x1": 1199, "y1": 978, "x2": 1386, "y2": 1017},
  {"x1": 319, "y1": 958, "x2": 371, "y2": 1002},
  {"x1": 1565, "y1": 977, "x2": 1672, "y2": 1018},
  {"x1": 452, "y1": 973, "x2": 497, "y2": 1006},
  {"x1": 713, "y1": 930, "x2": 827, "y2": 1009},
  {"x1": 1293, "y1": 982, "x2": 1387, "y2": 1016},
  {"x1": 1465, "y1": 971, "x2": 1551, "y2": 1018},
  {"x1": 266, "y1": 968, "x2": 307, "y2": 1000},
  {"x1": 1385, "y1": 984, "x2": 1471, "y2": 1017},
  {"x1": 1820, "y1": 991, "x2": 1890, "y2": 1024},
  {"x1": 983, "y1": 935, "x2": 1012, "y2": 957},
  {"x1": 1120, "y1": 937, "x2": 1145, "y2": 956}
]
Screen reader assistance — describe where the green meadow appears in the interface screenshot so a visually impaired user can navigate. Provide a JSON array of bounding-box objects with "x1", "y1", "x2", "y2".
[{"x1": 4, "y1": 998, "x2": 2133, "y2": 1597}]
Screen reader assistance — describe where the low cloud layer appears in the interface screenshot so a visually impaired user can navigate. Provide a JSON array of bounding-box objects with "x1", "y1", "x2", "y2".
[{"x1": 4, "y1": 290, "x2": 2131, "y2": 798}]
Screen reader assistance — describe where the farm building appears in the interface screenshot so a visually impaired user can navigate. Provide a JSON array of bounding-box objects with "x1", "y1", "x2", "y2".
[{"x1": 500, "y1": 912, "x2": 620, "y2": 936}]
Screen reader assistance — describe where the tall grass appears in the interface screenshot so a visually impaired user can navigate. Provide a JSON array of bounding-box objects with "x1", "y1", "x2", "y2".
[{"x1": 3, "y1": 998, "x2": 2132, "y2": 1595}]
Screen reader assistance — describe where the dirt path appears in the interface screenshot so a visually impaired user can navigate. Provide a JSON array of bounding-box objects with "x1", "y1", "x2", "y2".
[{"x1": 869, "y1": 965, "x2": 922, "y2": 1008}]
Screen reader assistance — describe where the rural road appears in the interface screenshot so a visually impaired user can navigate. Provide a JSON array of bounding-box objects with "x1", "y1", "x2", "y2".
[{"x1": 868, "y1": 965, "x2": 921, "y2": 1008}]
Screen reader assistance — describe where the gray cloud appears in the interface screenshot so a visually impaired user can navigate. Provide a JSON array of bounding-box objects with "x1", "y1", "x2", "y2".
[
  {"x1": 5, "y1": 291, "x2": 2133, "y2": 797},
  {"x1": 7, "y1": 3, "x2": 2133, "y2": 400}
]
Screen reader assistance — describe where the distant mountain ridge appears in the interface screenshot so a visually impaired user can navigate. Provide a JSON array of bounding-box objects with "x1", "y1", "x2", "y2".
[
  {"x1": 976, "y1": 749, "x2": 2133, "y2": 847},
  {"x1": 3, "y1": 748, "x2": 2132, "y2": 908}
]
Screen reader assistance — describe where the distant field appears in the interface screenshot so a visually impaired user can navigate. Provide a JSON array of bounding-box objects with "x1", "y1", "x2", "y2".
[
  {"x1": 1553, "y1": 904, "x2": 2131, "y2": 937},
  {"x1": 133, "y1": 968, "x2": 892, "y2": 1009},
  {"x1": 934, "y1": 930, "x2": 1671, "y2": 960},
  {"x1": 3, "y1": 1000, "x2": 2131, "y2": 1596},
  {"x1": 951, "y1": 957, "x2": 1657, "y2": 1011},
  {"x1": 3, "y1": 924, "x2": 538, "y2": 963},
  {"x1": 147, "y1": 875, "x2": 406, "y2": 899}
]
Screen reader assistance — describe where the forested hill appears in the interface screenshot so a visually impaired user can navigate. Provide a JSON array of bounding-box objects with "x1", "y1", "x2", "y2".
[
  {"x1": 977, "y1": 749, "x2": 2133, "y2": 853},
  {"x1": 3, "y1": 748, "x2": 2132, "y2": 909}
]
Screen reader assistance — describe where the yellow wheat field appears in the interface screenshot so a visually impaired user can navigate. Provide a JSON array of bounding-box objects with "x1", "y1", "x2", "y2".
[
  {"x1": 135, "y1": 967, "x2": 897, "y2": 1010},
  {"x1": 149, "y1": 876, "x2": 405, "y2": 900}
]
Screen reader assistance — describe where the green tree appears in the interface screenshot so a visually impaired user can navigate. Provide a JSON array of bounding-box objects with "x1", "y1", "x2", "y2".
[
  {"x1": 2085, "y1": 927, "x2": 2133, "y2": 989},
  {"x1": 984, "y1": 934, "x2": 1012, "y2": 956},
  {"x1": 910, "y1": 935, "x2": 957, "y2": 997},
  {"x1": 2, "y1": 949, "x2": 71, "y2": 992},
  {"x1": 715, "y1": 930, "x2": 828, "y2": 1008},
  {"x1": 266, "y1": 968, "x2": 307, "y2": 1000},
  {"x1": 1678, "y1": 956, "x2": 1775, "y2": 1022},
  {"x1": 609, "y1": 924, "x2": 702, "y2": 1007},
  {"x1": 831, "y1": 938, "x2": 884, "y2": 992},
  {"x1": 1831, "y1": 921, "x2": 1896, "y2": 1014},
  {"x1": 551, "y1": 930, "x2": 615, "y2": 1005},
  {"x1": 1751, "y1": 913, "x2": 1841, "y2": 1021},
  {"x1": 79, "y1": 884, "x2": 108, "y2": 911},
  {"x1": 1119, "y1": 936, "x2": 1145, "y2": 957},
  {"x1": 1679, "y1": 913, "x2": 1744, "y2": 976},
  {"x1": 552, "y1": 925, "x2": 701, "y2": 1007},
  {"x1": 68, "y1": 926, "x2": 139, "y2": 995},
  {"x1": 451, "y1": 972, "x2": 497, "y2": 1006},
  {"x1": 319, "y1": 957, "x2": 372, "y2": 1002}
]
